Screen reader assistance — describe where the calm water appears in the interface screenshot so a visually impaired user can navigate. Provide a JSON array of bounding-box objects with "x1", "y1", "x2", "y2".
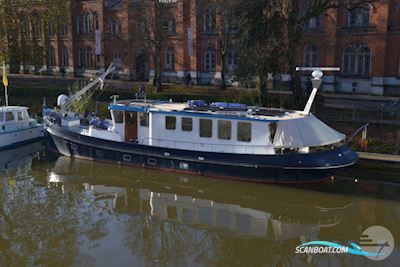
[{"x1": 0, "y1": 141, "x2": 399, "y2": 266}]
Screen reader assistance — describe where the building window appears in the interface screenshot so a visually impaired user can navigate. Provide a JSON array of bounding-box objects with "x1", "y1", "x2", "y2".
[
  {"x1": 113, "y1": 48, "x2": 122, "y2": 68},
  {"x1": 62, "y1": 47, "x2": 68, "y2": 67},
  {"x1": 224, "y1": 11, "x2": 236, "y2": 33},
  {"x1": 94, "y1": 15, "x2": 99, "y2": 31},
  {"x1": 348, "y1": 4, "x2": 372, "y2": 27},
  {"x1": 163, "y1": 18, "x2": 176, "y2": 34},
  {"x1": 218, "y1": 120, "x2": 231, "y2": 140},
  {"x1": 182, "y1": 117, "x2": 193, "y2": 132},
  {"x1": 82, "y1": 12, "x2": 94, "y2": 34},
  {"x1": 165, "y1": 48, "x2": 175, "y2": 70},
  {"x1": 59, "y1": 22, "x2": 68, "y2": 35},
  {"x1": 47, "y1": 21, "x2": 54, "y2": 36},
  {"x1": 200, "y1": 119, "x2": 212, "y2": 138},
  {"x1": 48, "y1": 46, "x2": 56, "y2": 66},
  {"x1": 237, "y1": 122, "x2": 251, "y2": 142},
  {"x1": 204, "y1": 7, "x2": 216, "y2": 33},
  {"x1": 166, "y1": 116, "x2": 176, "y2": 130},
  {"x1": 226, "y1": 49, "x2": 237, "y2": 73},
  {"x1": 135, "y1": 18, "x2": 145, "y2": 33},
  {"x1": 205, "y1": 47, "x2": 216, "y2": 72},
  {"x1": 86, "y1": 47, "x2": 94, "y2": 68},
  {"x1": 342, "y1": 43, "x2": 371, "y2": 76},
  {"x1": 306, "y1": 16, "x2": 321, "y2": 29},
  {"x1": 34, "y1": 17, "x2": 42, "y2": 36},
  {"x1": 111, "y1": 19, "x2": 121, "y2": 35},
  {"x1": 76, "y1": 16, "x2": 81, "y2": 34},
  {"x1": 140, "y1": 113, "x2": 149, "y2": 127},
  {"x1": 303, "y1": 44, "x2": 318, "y2": 67}
]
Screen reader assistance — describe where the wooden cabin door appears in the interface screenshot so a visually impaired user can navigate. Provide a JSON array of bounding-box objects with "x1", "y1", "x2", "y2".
[{"x1": 125, "y1": 111, "x2": 138, "y2": 143}]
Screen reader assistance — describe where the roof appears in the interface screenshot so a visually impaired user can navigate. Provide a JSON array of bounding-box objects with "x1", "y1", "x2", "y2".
[
  {"x1": 273, "y1": 114, "x2": 346, "y2": 148},
  {"x1": 0, "y1": 106, "x2": 29, "y2": 112},
  {"x1": 108, "y1": 100, "x2": 307, "y2": 122}
]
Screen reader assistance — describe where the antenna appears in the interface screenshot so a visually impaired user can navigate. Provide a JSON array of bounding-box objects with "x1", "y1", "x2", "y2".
[{"x1": 296, "y1": 67, "x2": 340, "y2": 115}]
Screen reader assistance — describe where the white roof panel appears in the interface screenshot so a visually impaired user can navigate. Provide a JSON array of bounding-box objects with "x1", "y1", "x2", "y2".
[{"x1": 273, "y1": 114, "x2": 345, "y2": 148}]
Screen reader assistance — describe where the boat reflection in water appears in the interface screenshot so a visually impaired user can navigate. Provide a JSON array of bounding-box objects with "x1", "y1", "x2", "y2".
[
  {"x1": 45, "y1": 156, "x2": 400, "y2": 266},
  {"x1": 1, "y1": 152, "x2": 398, "y2": 266},
  {"x1": 0, "y1": 140, "x2": 44, "y2": 178}
]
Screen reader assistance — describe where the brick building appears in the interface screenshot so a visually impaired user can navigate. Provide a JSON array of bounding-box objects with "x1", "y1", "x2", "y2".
[{"x1": 44, "y1": 0, "x2": 400, "y2": 95}]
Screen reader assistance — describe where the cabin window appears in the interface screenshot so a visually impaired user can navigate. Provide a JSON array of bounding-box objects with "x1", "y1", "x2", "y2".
[
  {"x1": 0, "y1": 112, "x2": 4, "y2": 122},
  {"x1": 114, "y1": 111, "x2": 123, "y2": 123},
  {"x1": 23, "y1": 110, "x2": 29, "y2": 120},
  {"x1": 200, "y1": 119, "x2": 212, "y2": 138},
  {"x1": 140, "y1": 113, "x2": 149, "y2": 127},
  {"x1": 5, "y1": 112, "x2": 14, "y2": 122},
  {"x1": 237, "y1": 122, "x2": 251, "y2": 142},
  {"x1": 182, "y1": 117, "x2": 193, "y2": 131},
  {"x1": 218, "y1": 120, "x2": 231, "y2": 140},
  {"x1": 166, "y1": 116, "x2": 176, "y2": 130},
  {"x1": 17, "y1": 112, "x2": 23, "y2": 121}
]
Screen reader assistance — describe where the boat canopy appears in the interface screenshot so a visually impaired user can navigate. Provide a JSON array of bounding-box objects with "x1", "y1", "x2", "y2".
[{"x1": 273, "y1": 114, "x2": 345, "y2": 148}]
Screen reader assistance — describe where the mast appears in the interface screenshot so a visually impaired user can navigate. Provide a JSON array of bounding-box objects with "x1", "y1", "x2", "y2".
[
  {"x1": 60, "y1": 63, "x2": 116, "y2": 114},
  {"x1": 296, "y1": 67, "x2": 340, "y2": 115}
]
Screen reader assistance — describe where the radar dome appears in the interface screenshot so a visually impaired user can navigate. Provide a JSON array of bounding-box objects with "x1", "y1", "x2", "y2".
[{"x1": 57, "y1": 94, "x2": 69, "y2": 107}]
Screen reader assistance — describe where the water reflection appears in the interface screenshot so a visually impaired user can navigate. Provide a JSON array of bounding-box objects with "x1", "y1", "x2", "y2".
[{"x1": 1, "y1": 150, "x2": 400, "y2": 266}]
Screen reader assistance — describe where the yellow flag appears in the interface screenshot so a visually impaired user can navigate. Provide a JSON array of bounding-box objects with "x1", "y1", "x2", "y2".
[{"x1": 2, "y1": 61, "x2": 8, "y2": 87}]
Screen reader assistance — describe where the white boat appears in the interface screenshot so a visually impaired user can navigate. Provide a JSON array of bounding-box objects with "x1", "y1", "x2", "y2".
[
  {"x1": 0, "y1": 106, "x2": 44, "y2": 149},
  {"x1": 44, "y1": 65, "x2": 358, "y2": 183}
]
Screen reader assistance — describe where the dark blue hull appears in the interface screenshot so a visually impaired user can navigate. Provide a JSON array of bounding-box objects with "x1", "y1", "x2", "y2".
[{"x1": 46, "y1": 123, "x2": 358, "y2": 184}]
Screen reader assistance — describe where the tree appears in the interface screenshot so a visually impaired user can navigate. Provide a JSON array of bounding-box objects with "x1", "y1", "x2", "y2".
[
  {"x1": 138, "y1": 0, "x2": 181, "y2": 92},
  {"x1": 234, "y1": 0, "x2": 286, "y2": 95},
  {"x1": 0, "y1": 0, "x2": 67, "y2": 73},
  {"x1": 200, "y1": 0, "x2": 238, "y2": 90}
]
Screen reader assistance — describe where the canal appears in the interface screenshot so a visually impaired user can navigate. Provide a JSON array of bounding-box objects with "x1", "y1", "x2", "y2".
[{"x1": 0, "y1": 140, "x2": 399, "y2": 266}]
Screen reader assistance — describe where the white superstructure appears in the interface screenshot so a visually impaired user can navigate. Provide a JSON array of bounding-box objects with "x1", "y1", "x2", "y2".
[{"x1": 0, "y1": 106, "x2": 44, "y2": 148}]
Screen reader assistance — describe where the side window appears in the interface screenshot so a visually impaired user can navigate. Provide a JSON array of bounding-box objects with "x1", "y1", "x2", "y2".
[
  {"x1": 237, "y1": 122, "x2": 251, "y2": 142},
  {"x1": 140, "y1": 113, "x2": 149, "y2": 127},
  {"x1": 0, "y1": 112, "x2": 4, "y2": 122},
  {"x1": 18, "y1": 112, "x2": 23, "y2": 121},
  {"x1": 166, "y1": 116, "x2": 176, "y2": 130},
  {"x1": 5, "y1": 112, "x2": 14, "y2": 122},
  {"x1": 182, "y1": 117, "x2": 193, "y2": 132},
  {"x1": 23, "y1": 110, "x2": 29, "y2": 120},
  {"x1": 114, "y1": 111, "x2": 123, "y2": 123},
  {"x1": 200, "y1": 119, "x2": 212, "y2": 138},
  {"x1": 218, "y1": 120, "x2": 231, "y2": 140}
]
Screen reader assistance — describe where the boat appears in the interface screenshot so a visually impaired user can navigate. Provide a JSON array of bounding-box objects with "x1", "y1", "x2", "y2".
[
  {"x1": 43, "y1": 65, "x2": 358, "y2": 183},
  {"x1": 0, "y1": 106, "x2": 44, "y2": 149}
]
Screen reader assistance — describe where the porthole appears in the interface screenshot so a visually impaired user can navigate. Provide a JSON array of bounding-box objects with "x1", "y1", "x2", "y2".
[
  {"x1": 147, "y1": 158, "x2": 157, "y2": 165},
  {"x1": 123, "y1": 154, "x2": 132, "y2": 162}
]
